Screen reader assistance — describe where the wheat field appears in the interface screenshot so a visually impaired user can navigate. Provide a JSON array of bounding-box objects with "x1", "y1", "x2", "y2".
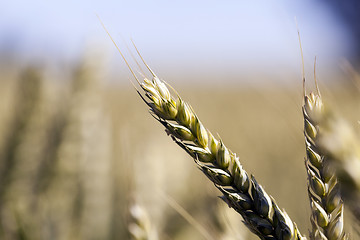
[{"x1": 0, "y1": 55, "x2": 359, "y2": 239}]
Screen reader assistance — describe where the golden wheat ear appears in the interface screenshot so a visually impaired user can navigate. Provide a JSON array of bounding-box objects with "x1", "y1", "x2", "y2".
[
  {"x1": 297, "y1": 21, "x2": 349, "y2": 236},
  {"x1": 129, "y1": 55, "x2": 306, "y2": 239},
  {"x1": 99, "y1": 18, "x2": 307, "y2": 238},
  {"x1": 303, "y1": 79, "x2": 349, "y2": 239},
  {"x1": 300, "y1": 48, "x2": 360, "y2": 225}
]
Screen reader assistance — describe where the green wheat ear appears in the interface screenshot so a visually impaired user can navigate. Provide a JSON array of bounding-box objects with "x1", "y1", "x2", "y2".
[
  {"x1": 300, "y1": 55, "x2": 360, "y2": 223},
  {"x1": 303, "y1": 82, "x2": 349, "y2": 239},
  {"x1": 124, "y1": 48, "x2": 306, "y2": 239}
]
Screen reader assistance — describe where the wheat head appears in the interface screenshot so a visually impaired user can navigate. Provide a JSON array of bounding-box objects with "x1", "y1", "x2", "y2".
[
  {"x1": 302, "y1": 84, "x2": 349, "y2": 239},
  {"x1": 96, "y1": 19, "x2": 307, "y2": 237},
  {"x1": 315, "y1": 106, "x2": 360, "y2": 221},
  {"x1": 130, "y1": 52, "x2": 306, "y2": 240},
  {"x1": 128, "y1": 202, "x2": 158, "y2": 240}
]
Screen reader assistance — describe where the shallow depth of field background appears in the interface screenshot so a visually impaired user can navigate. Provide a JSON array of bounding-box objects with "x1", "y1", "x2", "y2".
[{"x1": 1, "y1": 1, "x2": 360, "y2": 239}]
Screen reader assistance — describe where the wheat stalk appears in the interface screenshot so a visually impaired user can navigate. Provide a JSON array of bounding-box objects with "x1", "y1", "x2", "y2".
[{"x1": 302, "y1": 79, "x2": 349, "y2": 239}]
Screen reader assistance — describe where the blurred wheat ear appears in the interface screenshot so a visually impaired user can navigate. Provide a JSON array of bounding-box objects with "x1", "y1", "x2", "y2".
[
  {"x1": 0, "y1": 67, "x2": 43, "y2": 239},
  {"x1": 315, "y1": 105, "x2": 360, "y2": 221},
  {"x1": 128, "y1": 201, "x2": 159, "y2": 240},
  {"x1": 0, "y1": 67, "x2": 42, "y2": 203}
]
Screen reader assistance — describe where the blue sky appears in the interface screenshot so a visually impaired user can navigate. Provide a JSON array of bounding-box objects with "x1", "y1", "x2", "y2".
[{"x1": 0, "y1": 0, "x2": 353, "y2": 84}]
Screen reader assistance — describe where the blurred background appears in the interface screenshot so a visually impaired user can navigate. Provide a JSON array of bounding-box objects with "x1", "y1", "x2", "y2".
[{"x1": 0, "y1": 1, "x2": 360, "y2": 239}]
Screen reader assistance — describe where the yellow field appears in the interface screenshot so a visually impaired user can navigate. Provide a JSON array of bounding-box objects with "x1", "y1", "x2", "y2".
[{"x1": 0, "y1": 60, "x2": 359, "y2": 239}]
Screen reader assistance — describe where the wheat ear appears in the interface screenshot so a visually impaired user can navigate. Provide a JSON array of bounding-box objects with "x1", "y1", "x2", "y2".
[
  {"x1": 303, "y1": 80, "x2": 349, "y2": 239},
  {"x1": 316, "y1": 108, "x2": 360, "y2": 221},
  {"x1": 128, "y1": 202, "x2": 158, "y2": 240},
  {"x1": 96, "y1": 20, "x2": 305, "y2": 238},
  {"x1": 127, "y1": 53, "x2": 305, "y2": 240}
]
